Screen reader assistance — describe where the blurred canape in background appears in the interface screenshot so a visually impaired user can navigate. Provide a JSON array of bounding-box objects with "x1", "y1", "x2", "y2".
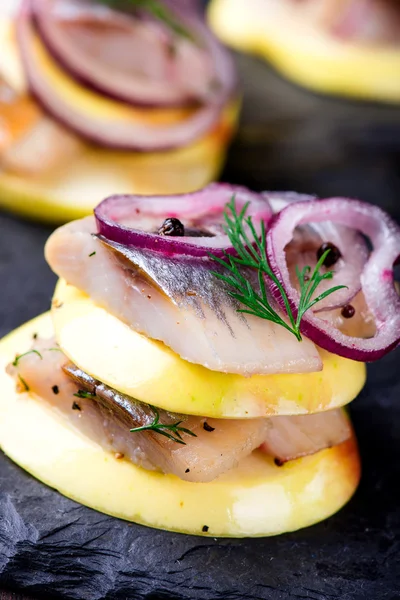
[
  {"x1": 208, "y1": 0, "x2": 400, "y2": 103},
  {"x1": 204, "y1": 0, "x2": 400, "y2": 215},
  {"x1": 0, "y1": 0, "x2": 239, "y2": 223}
]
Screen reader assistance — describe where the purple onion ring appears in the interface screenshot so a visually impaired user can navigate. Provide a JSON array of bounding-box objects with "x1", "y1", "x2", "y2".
[
  {"x1": 17, "y1": 1, "x2": 236, "y2": 150},
  {"x1": 267, "y1": 198, "x2": 400, "y2": 361},
  {"x1": 95, "y1": 183, "x2": 272, "y2": 258},
  {"x1": 31, "y1": 0, "x2": 236, "y2": 108},
  {"x1": 264, "y1": 191, "x2": 368, "y2": 312}
]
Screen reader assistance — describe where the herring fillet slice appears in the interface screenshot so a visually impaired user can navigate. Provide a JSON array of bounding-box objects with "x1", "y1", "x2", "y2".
[
  {"x1": 7, "y1": 340, "x2": 351, "y2": 481},
  {"x1": 7, "y1": 340, "x2": 270, "y2": 483},
  {"x1": 45, "y1": 217, "x2": 322, "y2": 375},
  {"x1": 260, "y1": 410, "x2": 352, "y2": 464}
]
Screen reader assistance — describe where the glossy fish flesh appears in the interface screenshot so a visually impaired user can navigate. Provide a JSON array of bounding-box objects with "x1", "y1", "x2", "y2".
[
  {"x1": 45, "y1": 218, "x2": 322, "y2": 375},
  {"x1": 7, "y1": 339, "x2": 350, "y2": 482}
]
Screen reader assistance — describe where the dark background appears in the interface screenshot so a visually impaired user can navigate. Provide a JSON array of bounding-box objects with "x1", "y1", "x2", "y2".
[{"x1": 1, "y1": 48, "x2": 400, "y2": 600}]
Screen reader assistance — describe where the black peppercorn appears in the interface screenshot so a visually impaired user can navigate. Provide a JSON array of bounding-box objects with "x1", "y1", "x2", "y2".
[
  {"x1": 341, "y1": 304, "x2": 356, "y2": 319},
  {"x1": 203, "y1": 422, "x2": 215, "y2": 432},
  {"x1": 317, "y1": 242, "x2": 342, "y2": 267},
  {"x1": 158, "y1": 218, "x2": 185, "y2": 237}
]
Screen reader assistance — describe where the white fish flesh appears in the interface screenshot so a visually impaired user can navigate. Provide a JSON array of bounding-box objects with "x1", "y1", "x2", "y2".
[
  {"x1": 7, "y1": 339, "x2": 269, "y2": 483},
  {"x1": 260, "y1": 409, "x2": 351, "y2": 464},
  {"x1": 45, "y1": 218, "x2": 322, "y2": 375},
  {"x1": 7, "y1": 339, "x2": 350, "y2": 482},
  {"x1": 1, "y1": 115, "x2": 82, "y2": 175}
]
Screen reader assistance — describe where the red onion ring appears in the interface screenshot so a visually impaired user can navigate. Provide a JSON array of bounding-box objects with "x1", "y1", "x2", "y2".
[
  {"x1": 262, "y1": 191, "x2": 317, "y2": 213},
  {"x1": 95, "y1": 183, "x2": 272, "y2": 258},
  {"x1": 264, "y1": 192, "x2": 368, "y2": 312},
  {"x1": 267, "y1": 198, "x2": 400, "y2": 361},
  {"x1": 31, "y1": 0, "x2": 236, "y2": 108},
  {"x1": 287, "y1": 223, "x2": 368, "y2": 312},
  {"x1": 17, "y1": 1, "x2": 235, "y2": 151}
]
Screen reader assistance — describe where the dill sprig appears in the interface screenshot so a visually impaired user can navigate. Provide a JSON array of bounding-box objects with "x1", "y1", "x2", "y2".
[
  {"x1": 210, "y1": 198, "x2": 347, "y2": 342},
  {"x1": 130, "y1": 406, "x2": 197, "y2": 445},
  {"x1": 97, "y1": 0, "x2": 196, "y2": 42},
  {"x1": 12, "y1": 349, "x2": 43, "y2": 366},
  {"x1": 18, "y1": 375, "x2": 30, "y2": 392}
]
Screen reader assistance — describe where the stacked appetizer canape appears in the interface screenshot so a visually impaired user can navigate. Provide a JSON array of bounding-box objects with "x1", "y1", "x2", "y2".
[
  {"x1": 0, "y1": 0, "x2": 237, "y2": 221},
  {"x1": 209, "y1": 0, "x2": 400, "y2": 103},
  {"x1": 0, "y1": 184, "x2": 399, "y2": 537}
]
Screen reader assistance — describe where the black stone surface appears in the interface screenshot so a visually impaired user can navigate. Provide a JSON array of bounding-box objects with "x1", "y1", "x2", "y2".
[{"x1": 1, "y1": 52, "x2": 400, "y2": 600}]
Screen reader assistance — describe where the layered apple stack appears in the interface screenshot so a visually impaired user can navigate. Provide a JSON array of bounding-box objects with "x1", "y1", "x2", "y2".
[{"x1": 8, "y1": 183, "x2": 400, "y2": 536}]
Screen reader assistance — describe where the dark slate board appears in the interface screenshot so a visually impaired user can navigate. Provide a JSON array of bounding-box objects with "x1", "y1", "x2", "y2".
[{"x1": 1, "y1": 52, "x2": 400, "y2": 600}]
